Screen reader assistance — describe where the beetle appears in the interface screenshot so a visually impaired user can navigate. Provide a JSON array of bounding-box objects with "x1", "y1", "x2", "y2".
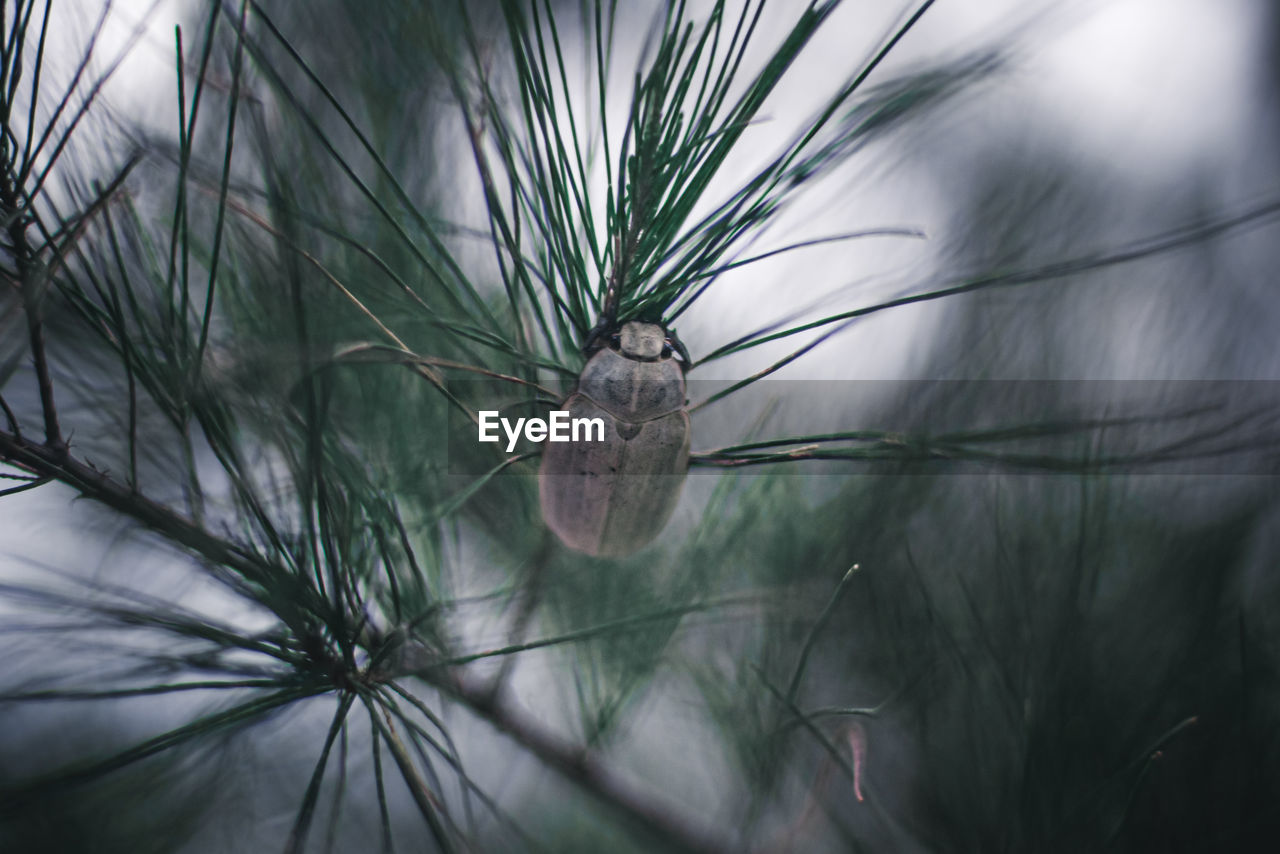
[{"x1": 539, "y1": 321, "x2": 691, "y2": 557}]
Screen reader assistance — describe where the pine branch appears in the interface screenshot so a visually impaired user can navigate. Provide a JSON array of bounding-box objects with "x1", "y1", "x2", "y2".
[
  {"x1": 0, "y1": 425, "x2": 732, "y2": 852},
  {"x1": 0, "y1": 427, "x2": 318, "y2": 631},
  {"x1": 2, "y1": 169, "x2": 61, "y2": 451}
]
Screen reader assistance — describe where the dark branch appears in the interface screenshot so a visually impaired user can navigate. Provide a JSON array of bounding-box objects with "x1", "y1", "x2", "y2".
[{"x1": 2, "y1": 171, "x2": 62, "y2": 450}]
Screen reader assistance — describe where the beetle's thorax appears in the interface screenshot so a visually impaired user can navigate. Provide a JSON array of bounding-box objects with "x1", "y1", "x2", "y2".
[
  {"x1": 576, "y1": 323, "x2": 685, "y2": 422},
  {"x1": 618, "y1": 322, "x2": 665, "y2": 360}
]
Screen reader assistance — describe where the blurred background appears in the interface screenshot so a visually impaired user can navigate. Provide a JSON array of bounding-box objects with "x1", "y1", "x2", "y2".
[{"x1": 3, "y1": 0, "x2": 1280, "y2": 851}]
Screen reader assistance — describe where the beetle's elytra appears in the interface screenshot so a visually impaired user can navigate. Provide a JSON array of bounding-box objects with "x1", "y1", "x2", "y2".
[{"x1": 539, "y1": 321, "x2": 691, "y2": 557}]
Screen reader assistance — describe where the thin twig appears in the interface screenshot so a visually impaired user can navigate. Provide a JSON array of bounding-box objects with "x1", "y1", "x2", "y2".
[
  {"x1": 0, "y1": 428, "x2": 321, "y2": 634},
  {"x1": 0, "y1": 475, "x2": 50, "y2": 497},
  {"x1": 2, "y1": 171, "x2": 61, "y2": 450},
  {"x1": 0, "y1": 392, "x2": 18, "y2": 435},
  {"x1": 433, "y1": 668, "x2": 729, "y2": 854},
  {"x1": 488, "y1": 532, "x2": 555, "y2": 698},
  {"x1": 785, "y1": 564, "x2": 860, "y2": 704},
  {"x1": 361, "y1": 694, "x2": 454, "y2": 853}
]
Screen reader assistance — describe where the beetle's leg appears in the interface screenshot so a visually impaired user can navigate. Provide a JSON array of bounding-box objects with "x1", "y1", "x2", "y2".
[
  {"x1": 583, "y1": 317, "x2": 611, "y2": 354},
  {"x1": 667, "y1": 327, "x2": 692, "y2": 367}
]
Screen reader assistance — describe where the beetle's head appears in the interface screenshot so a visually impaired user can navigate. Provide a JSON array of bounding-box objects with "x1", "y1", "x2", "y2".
[{"x1": 617, "y1": 321, "x2": 667, "y2": 361}]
